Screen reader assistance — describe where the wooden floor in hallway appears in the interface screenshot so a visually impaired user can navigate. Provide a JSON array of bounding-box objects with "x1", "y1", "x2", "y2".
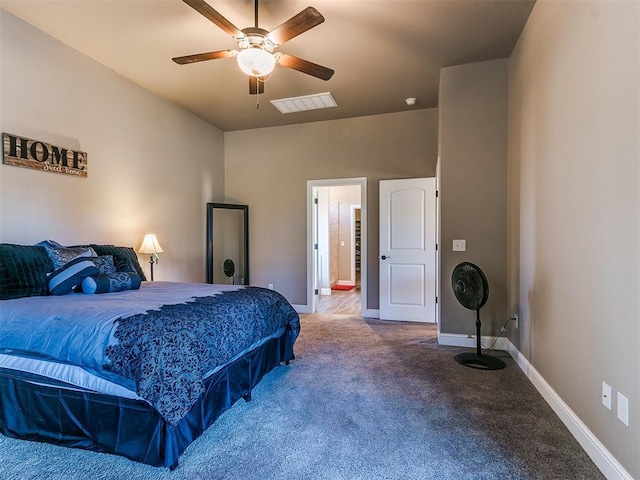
[{"x1": 316, "y1": 285, "x2": 361, "y2": 315}]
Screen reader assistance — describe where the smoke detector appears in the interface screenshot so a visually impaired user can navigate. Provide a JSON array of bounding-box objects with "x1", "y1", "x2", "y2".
[{"x1": 405, "y1": 97, "x2": 417, "y2": 106}]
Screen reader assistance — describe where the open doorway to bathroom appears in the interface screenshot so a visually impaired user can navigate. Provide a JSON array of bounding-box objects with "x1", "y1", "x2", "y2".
[{"x1": 307, "y1": 178, "x2": 366, "y2": 315}]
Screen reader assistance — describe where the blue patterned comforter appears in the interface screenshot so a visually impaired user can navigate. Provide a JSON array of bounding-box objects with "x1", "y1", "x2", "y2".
[
  {"x1": 105, "y1": 287, "x2": 298, "y2": 423},
  {"x1": 0, "y1": 283, "x2": 300, "y2": 425}
]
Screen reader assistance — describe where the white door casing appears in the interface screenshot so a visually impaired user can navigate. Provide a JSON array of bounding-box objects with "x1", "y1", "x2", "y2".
[
  {"x1": 379, "y1": 178, "x2": 436, "y2": 322},
  {"x1": 313, "y1": 190, "x2": 319, "y2": 304},
  {"x1": 307, "y1": 178, "x2": 367, "y2": 314}
]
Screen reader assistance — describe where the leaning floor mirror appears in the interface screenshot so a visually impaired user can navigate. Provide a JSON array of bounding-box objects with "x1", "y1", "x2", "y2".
[{"x1": 206, "y1": 202, "x2": 249, "y2": 285}]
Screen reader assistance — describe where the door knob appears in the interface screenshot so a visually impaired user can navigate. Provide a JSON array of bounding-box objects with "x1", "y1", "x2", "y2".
[{"x1": 380, "y1": 255, "x2": 391, "y2": 260}]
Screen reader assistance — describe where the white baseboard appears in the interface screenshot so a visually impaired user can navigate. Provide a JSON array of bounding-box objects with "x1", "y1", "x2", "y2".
[
  {"x1": 337, "y1": 280, "x2": 356, "y2": 286},
  {"x1": 505, "y1": 342, "x2": 633, "y2": 480},
  {"x1": 320, "y1": 288, "x2": 332, "y2": 296},
  {"x1": 362, "y1": 308, "x2": 380, "y2": 319},
  {"x1": 437, "y1": 332, "x2": 510, "y2": 351}
]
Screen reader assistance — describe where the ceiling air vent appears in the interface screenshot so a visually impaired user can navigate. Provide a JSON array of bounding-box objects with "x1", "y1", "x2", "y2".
[{"x1": 271, "y1": 92, "x2": 338, "y2": 114}]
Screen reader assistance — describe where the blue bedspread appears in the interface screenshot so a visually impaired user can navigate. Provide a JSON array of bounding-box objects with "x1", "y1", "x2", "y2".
[
  {"x1": 0, "y1": 283, "x2": 299, "y2": 425},
  {"x1": 105, "y1": 287, "x2": 299, "y2": 424}
]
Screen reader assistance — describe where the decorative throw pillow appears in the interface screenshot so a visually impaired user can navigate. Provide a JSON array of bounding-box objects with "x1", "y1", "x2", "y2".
[
  {"x1": 36, "y1": 240, "x2": 64, "y2": 249},
  {"x1": 94, "y1": 255, "x2": 117, "y2": 275},
  {"x1": 48, "y1": 257, "x2": 99, "y2": 296},
  {"x1": 82, "y1": 272, "x2": 142, "y2": 295},
  {"x1": 44, "y1": 245, "x2": 97, "y2": 270},
  {"x1": 0, "y1": 244, "x2": 53, "y2": 300},
  {"x1": 90, "y1": 245, "x2": 147, "y2": 281}
]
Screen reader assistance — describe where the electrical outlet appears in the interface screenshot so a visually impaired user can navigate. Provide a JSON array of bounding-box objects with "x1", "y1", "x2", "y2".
[
  {"x1": 602, "y1": 382, "x2": 612, "y2": 410},
  {"x1": 512, "y1": 314, "x2": 519, "y2": 329},
  {"x1": 268, "y1": 283, "x2": 274, "y2": 290},
  {"x1": 617, "y1": 392, "x2": 629, "y2": 426}
]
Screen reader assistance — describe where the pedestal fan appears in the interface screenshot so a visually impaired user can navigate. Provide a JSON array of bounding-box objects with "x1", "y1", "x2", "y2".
[
  {"x1": 223, "y1": 259, "x2": 235, "y2": 285},
  {"x1": 451, "y1": 262, "x2": 505, "y2": 370}
]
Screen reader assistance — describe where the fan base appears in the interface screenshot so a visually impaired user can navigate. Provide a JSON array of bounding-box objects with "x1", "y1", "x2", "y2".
[{"x1": 454, "y1": 352, "x2": 506, "y2": 370}]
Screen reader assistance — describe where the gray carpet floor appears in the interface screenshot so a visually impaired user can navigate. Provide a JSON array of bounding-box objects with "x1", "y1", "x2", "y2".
[{"x1": 0, "y1": 313, "x2": 604, "y2": 480}]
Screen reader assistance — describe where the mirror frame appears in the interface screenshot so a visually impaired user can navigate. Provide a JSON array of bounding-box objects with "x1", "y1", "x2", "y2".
[{"x1": 206, "y1": 202, "x2": 249, "y2": 285}]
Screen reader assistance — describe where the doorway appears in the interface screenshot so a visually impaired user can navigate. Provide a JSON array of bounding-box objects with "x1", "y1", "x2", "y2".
[{"x1": 307, "y1": 178, "x2": 367, "y2": 314}]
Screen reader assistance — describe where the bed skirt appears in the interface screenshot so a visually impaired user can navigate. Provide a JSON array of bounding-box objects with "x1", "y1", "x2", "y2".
[{"x1": 0, "y1": 327, "x2": 295, "y2": 469}]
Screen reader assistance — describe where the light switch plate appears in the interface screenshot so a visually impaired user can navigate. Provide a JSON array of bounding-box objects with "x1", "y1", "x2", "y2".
[
  {"x1": 602, "y1": 382, "x2": 612, "y2": 410},
  {"x1": 453, "y1": 239, "x2": 466, "y2": 252}
]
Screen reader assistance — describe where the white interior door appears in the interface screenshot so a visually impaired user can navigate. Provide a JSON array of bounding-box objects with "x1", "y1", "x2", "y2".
[{"x1": 379, "y1": 178, "x2": 436, "y2": 322}]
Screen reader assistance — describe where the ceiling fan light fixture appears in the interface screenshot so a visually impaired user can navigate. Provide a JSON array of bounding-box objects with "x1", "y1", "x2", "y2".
[{"x1": 236, "y1": 47, "x2": 275, "y2": 77}]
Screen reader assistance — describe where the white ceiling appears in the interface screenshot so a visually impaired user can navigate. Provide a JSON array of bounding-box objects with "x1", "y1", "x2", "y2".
[{"x1": 1, "y1": 0, "x2": 535, "y2": 132}]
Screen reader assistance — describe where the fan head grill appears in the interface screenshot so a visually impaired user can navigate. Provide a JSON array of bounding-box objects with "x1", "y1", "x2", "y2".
[
  {"x1": 223, "y1": 259, "x2": 236, "y2": 278},
  {"x1": 451, "y1": 262, "x2": 489, "y2": 311}
]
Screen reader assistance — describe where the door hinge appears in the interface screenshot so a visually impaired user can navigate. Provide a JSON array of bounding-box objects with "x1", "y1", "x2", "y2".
[
  {"x1": 314, "y1": 197, "x2": 318, "y2": 204},
  {"x1": 436, "y1": 190, "x2": 439, "y2": 198},
  {"x1": 435, "y1": 243, "x2": 438, "y2": 251},
  {"x1": 315, "y1": 289, "x2": 319, "y2": 295},
  {"x1": 314, "y1": 243, "x2": 318, "y2": 250},
  {"x1": 435, "y1": 296, "x2": 438, "y2": 304}
]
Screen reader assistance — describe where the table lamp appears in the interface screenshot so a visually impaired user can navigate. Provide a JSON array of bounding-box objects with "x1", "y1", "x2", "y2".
[{"x1": 138, "y1": 234, "x2": 164, "y2": 281}]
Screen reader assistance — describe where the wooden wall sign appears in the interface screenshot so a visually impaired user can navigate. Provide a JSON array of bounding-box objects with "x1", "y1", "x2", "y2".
[{"x1": 2, "y1": 133, "x2": 87, "y2": 177}]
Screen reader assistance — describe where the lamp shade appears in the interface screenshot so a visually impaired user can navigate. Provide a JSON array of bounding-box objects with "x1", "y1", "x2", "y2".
[
  {"x1": 138, "y1": 234, "x2": 164, "y2": 255},
  {"x1": 237, "y1": 47, "x2": 276, "y2": 77}
]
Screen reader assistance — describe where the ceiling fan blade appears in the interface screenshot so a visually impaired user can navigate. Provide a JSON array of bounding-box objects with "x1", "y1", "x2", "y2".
[
  {"x1": 172, "y1": 50, "x2": 236, "y2": 65},
  {"x1": 276, "y1": 53, "x2": 334, "y2": 81},
  {"x1": 249, "y1": 76, "x2": 265, "y2": 95},
  {"x1": 266, "y1": 7, "x2": 325, "y2": 46},
  {"x1": 182, "y1": 0, "x2": 244, "y2": 38}
]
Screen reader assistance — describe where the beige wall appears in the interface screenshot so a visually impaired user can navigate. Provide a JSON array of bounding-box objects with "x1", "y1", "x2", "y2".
[
  {"x1": 438, "y1": 59, "x2": 509, "y2": 336},
  {"x1": 508, "y1": 1, "x2": 639, "y2": 477},
  {"x1": 224, "y1": 109, "x2": 438, "y2": 307},
  {"x1": 0, "y1": 11, "x2": 225, "y2": 282}
]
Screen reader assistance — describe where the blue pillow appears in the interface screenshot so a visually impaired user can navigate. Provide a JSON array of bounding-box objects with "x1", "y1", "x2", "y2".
[
  {"x1": 90, "y1": 245, "x2": 147, "y2": 281},
  {"x1": 82, "y1": 272, "x2": 142, "y2": 295},
  {"x1": 36, "y1": 240, "x2": 64, "y2": 249},
  {"x1": 0, "y1": 244, "x2": 53, "y2": 300},
  {"x1": 94, "y1": 255, "x2": 117, "y2": 275},
  {"x1": 44, "y1": 245, "x2": 97, "y2": 270},
  {"x1": 48, "y1": 257, "x2": 99, "y2": 296}
]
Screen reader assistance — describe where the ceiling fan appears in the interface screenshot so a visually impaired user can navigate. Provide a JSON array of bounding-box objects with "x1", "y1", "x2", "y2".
[{"x1": 172, "y1": 0, "x2": 334, "y2": 95}]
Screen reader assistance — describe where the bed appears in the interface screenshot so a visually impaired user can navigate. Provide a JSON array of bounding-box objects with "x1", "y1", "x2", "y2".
[{"x1": 0, "y1": 243, "x2": 300, "y2": 469}]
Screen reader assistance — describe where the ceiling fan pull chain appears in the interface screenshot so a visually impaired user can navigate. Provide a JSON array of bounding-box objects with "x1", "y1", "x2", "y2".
[{"x1": 256, "y1": 85, "x2": 260, "y2": 109}]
